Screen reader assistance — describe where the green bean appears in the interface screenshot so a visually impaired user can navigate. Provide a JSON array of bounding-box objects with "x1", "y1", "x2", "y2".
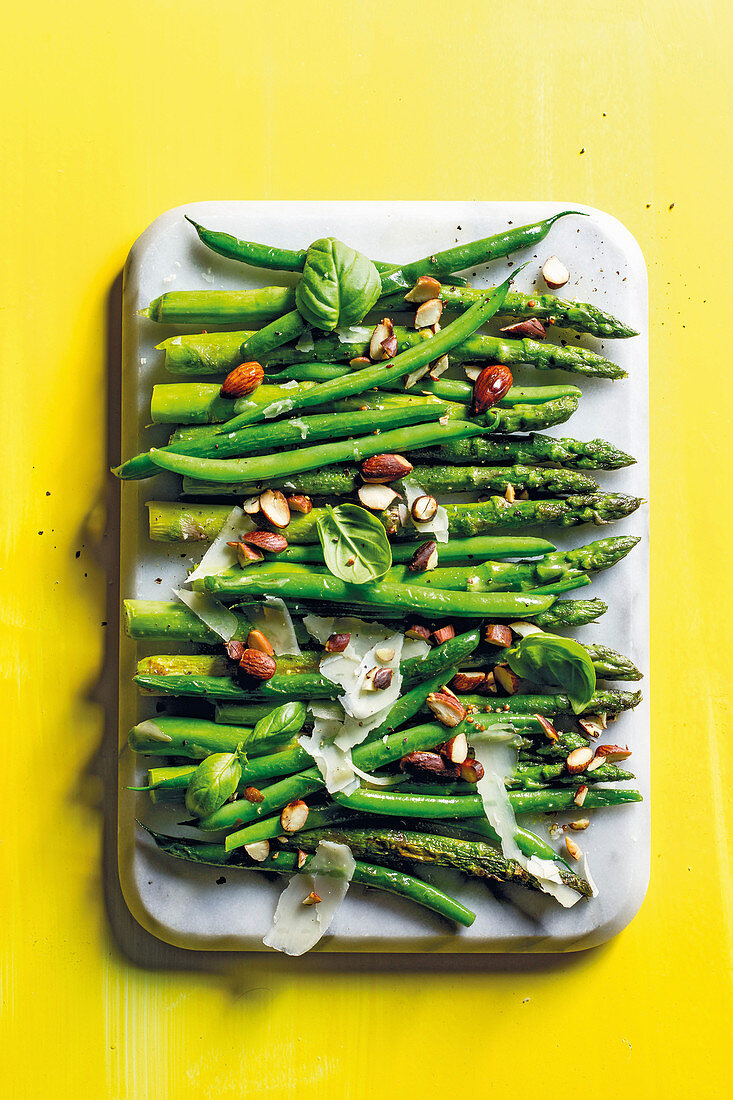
[{"x1": 330, "y1": 786, "x2": 642, "y2": 818}]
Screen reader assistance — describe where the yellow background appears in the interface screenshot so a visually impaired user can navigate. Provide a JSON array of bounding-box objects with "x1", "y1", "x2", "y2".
[{"x1": 2, "y1": 0, "x2": 731, "y2": 1095}]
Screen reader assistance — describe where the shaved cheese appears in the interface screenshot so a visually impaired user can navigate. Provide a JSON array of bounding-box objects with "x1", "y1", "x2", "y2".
[
  {"x1": 403, "y1": 478, "x2": 449, "y2": 543},
  {"x1": 263, "y1": 398, "x2": 294, "y2": 418},
  {"x1": 290, "y1": 418, "x2": 310, "y2": 440},
  {"x1": 281, "y1": 380, "x2": 300, "y2": 390},
  {"x1": 335, "y1": 324, "x2": 369, "y2": 344},
  {"x1": 299, "y1": 702, "x2": 359, "y2": 794},
  {"x1": 247, "y1": 598, "x2": 301, "y2": 655},
  {"x1": 508, "y1": 620, "x2": 545, "y2": 638},
  {"x1": 133, "y1": 718, "x2": 173, "y2": 743},
  {"x1": 263, "y1": 841, "x2": 356, "y2": 956},
  {"x1": 401, "y1": 636, "x2": 431, "y2": 661},
  {"x1": 173, "y1": 588, "x2": 238, "y2": 642},
  {"x1": 295, "y1": 330, "x2": 315, "y2": 352},
  {"x1": 186, "y1": 507, "x2": 255, "y2": 583},
  {"x1": 473, "y1": 739, "x2": 586, "y2": 908},
  {"x1": 350, "y1": 763, "x2": 405, "y2": 788}
]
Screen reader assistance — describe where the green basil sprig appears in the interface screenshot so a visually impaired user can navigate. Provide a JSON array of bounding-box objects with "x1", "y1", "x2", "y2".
[
  {"x1": 506, "y1": 633, "x2": 596, "y2": 714},
  {"x1": 295, "y1": 238, "x2": 381, "y2": 331},
  {"x1": 252, "y1": 701, "x2": 308, "y2": 745},
  {"x1": 316, "y1": 503, "x2": 393, "y2": 584},
  {"x1": 184, "y1": 750, "x2": 244, "y2": 818}
]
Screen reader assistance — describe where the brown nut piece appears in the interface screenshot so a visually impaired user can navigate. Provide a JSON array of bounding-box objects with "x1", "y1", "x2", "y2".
[
  {"x1": 565, "y1": 836, "x2": 582, "y2": 861},
  {"x1": 405, "y1": 624, "x2": 432, "y2": 642},
  {"x1": 302, "y1": 891, "x2": 322, "y2": 906},
  {"x1": 241, "y1": 530, "x2": 288, "y2": 553},
  {"x1": 227, "y1": 540, "x2": 265, "y2": 567},
  {"x1": 414, "y1": 298, "x2": 444, "y2": 329},
  {"x1": 409, "y1": 540, "x2": 439, "y2": 573},
  {"x1": 380, "y1": 334, "x2": 398, "y2": 358},
  {"x1": 404, "y1": 275, "x2": 442, "y2": 303},
  {"x1": 238, "y1": 648, "x2": 277, "y2": 681},
  {"x1": 219, "y1": 360, "x2": 264, "y2": 399},
  {"x1": 242, "y1": 496, "x2": 261, "y2": 515},
  {"x1": 459, "y1": 757, "x2": 485, "y2": 783},
  {"x1": 259, "y1": 489, "x2": 290, "y2": 528},
  {"x1": 542, "y1": 255, "x2": 570, "y2": 290},
  {"x1": 280, "y1": 799, "x2": 310, "y2": 833},
  {"x1": 369, "y1": 318, "x2": 394, "y2": 360},
  {"x1": 573, "y1": 784, "x2": 589, "y2": 807},
  {"x1": 566, "y1": 746, "x2": 595, "y2": 774},
  {"x1": 244, "y1": 840, "x2": 270, "y2": 862},
  {"x1": 477, "y1": 670, "x2": 497, "y2": 694},
  {"x1": 296, "y1": 849, "x2": 308, "y2": 869},
  {"x1": 325, "y1": 632, "x2": 351, "y2": 653},
  {"x1": 494, "y1": 664, "x2": 521, "y2": 694},
  {"x1": 411, "y1": 495, "x2": 438, "y2": 523},
  {"x1": 358, "y1": 483, "x2": 400, "y2": 511},
  {"x1": 361, "y1": 453, "x2": 414, "y2": 483},
  {"x1": 287, "y1": 494, "x2": 313, "y2": 514},
  {"x1": 224, "y1": 639, "x2": 246, "y2": 662},
  {"x1": 364, "y1": 666, "x2": 394, "y2": 691},
  {"x1": 247, "y1": 629, "x2": 275, "y2": 656},
  {"x1": 472, "y1": 364, "x2": 514, "y2": 415},
  {"x1": 350, "y1": 356, "x2": 372, "y2": 368},
  {"x1": 450, "y1": 671, "x2": 487, "y2": 693},
  {"x1": 484, "y1": 623, "x2": 513, "y2": 647},
  {"x1": 432, "y1": 624, "x2": 456, "y2": 645},
  {"x1": 593, "y1": 743, "x2": 632, "y2": 762},
  {"x1": 499, "y1": 318, "x2": 547, "y2": 340},
  {"x1": 399, "y1": 750, "x2": 461, "y2": 781},
  {"x1": 535, "y1": 714, "x2": 560, "y2": 743},
  {"x1": 243, "y1": 786, "x2": 265, "y2": 804},
  {"x1": 426, "y1": 691, "x2": 467, "y2": 728},
  {"x1": 441, "y1": 731, "x2": 469, "y2": 765}
]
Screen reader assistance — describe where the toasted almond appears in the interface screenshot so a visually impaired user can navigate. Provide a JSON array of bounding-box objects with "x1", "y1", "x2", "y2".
[
  {"x1": 247, "y1": 629, "x2": 274, "y2": 656},
  {"x1": 411, "y1": 494, "x2": 438, "y2": 523},
  {"x1": 484, "y1": 623, "x2": 513, "y2": 647},
  {"x1": 357, "y1": 483, "x2": 400, "y2": 511},
  {"x1": 241, "y1": 530, "x2": 288, "y2": 553},
  {"x1": 429, "y1": 354, "x2": 450, "y2": 379},
  {"x1": 227, "y1": 540, "x2": 264, "y2": 567},
  {"x1": 594, "y1": 743, "x2": 632, "y2": 762},
  {"x1": 508, "y1": 620, "x2": 544, "y2": 638},
  {"x1": 296, "y1": 849, "x2": 308, "y2": 869},
  {"x1": 499, "y1": 318, "x2": 547, "y2": 340},
  {"x1": 325, "y1": 632, "x2": 351, "y2": 653},
  {"x1": 578, "y1": 715, "x2": 606, "y2": 739},
  {"x1": 404, "y1": 275, "x2": 442, "y2": 303},
  {"x1": 287, "y1": 494, "x2": 313, "y2": 514},
  {"x1": 535, "y1": 714, "x2": 560, "y2": 742},
  {"x1": 569, "y1": 818, "x2": 590, "y2": 831},
  {"x1": 400, "y1": 750, "x2": 460, "y2": 781},
  {"x1": 369, "y1": 318, "x2": 394, "y2": 360},
  {"x1": 441, "y1": 731, "x2": 469, "y2": 765},
  {"x1": 573, "y1": 783, "x2": 589, "y2": 807},
  {"x1": 242, "y1": 496, "x2": 261, "y2": 515},
  {"x1": 280, "y1": 799, "x2": 310, "y2": 833},
  {"x1": 364, "y1": 666, "x2": 393, "y2": 691},
  {"x1": 542, "y1": 255, "x2": 570, "y2": 290},
  {"x1": 238, "y1": 648, "x2": 277, "y2": 681},
  {"x1": 566, "y1": 746, "x2": 595, "y2": 774},
  {"x1": 409, "y1": 539, "x2": 439, "y2": 573},
  {"x1": 494, "y1": 664, "x2": 520, "y2": 694},
  {"x1": 415, "y1": 298, "x2": 443, "y2": 329},
  {"x1": 426, "y1": 691, "x2": 466, "y2": 728},
  {"x1": 463, "y1": 364, "x2": 482, "y2": 382},
  {"x1": 478, "y1": 670, "x2": 497, "y2": 694},
  {"x1": 459, "y1": 757, "x2": 484, "y2": 783},
  {"x1": 224, "y1": 639, "x2": 246, "y2": 662},
  {"x1": 432, "y1": 624, "x2": 456, "y2": 645},
  {"x1": 259, "y1": 489, "x2": 290, "y2": 528},
  {"x1": 565, "y1": 836, "x2": 582, "y2": 861},
  {"x1": 450, "y1": 671, "x2": 487, "y2": 693},
  {"x1": 472, "y1": 365, "x2": 513, "y2": 415},
  {"x1": 380, "y1": 334, "x2": 398, "y2": 358},
  {"x1": 404, "y1": 364, "x2": 431, "y2": 389},
  {"x1": 504, "y1": 483, "x2": 516, "y2": 504},
  {"x1": 350, "y1": 356, "x2": 372, "y2": 368},
  {"x1": 361, "y1": 453, "x2": 413, "y2": 484},
  {"x1": 586, "y1": 754, "x2": 607, "y2": 772},
  {"x1": 302, "y1": 891, "x2": 321, "y2": 906},
  {"x1": 405, "y1": 624, "x2": 432, "y2": 642},
  {"x1": 243, "y1": 785, "x2": 265, "y2": 803},
  {"x1": 219, "y1": 360, "x2": 264, "y2": 399},
  {"x1": 375, "y1": 647, "x2": 395, "y2": 663},
  {"x1": 244, "y1": 840, "x2": 270, "y2": 861}
]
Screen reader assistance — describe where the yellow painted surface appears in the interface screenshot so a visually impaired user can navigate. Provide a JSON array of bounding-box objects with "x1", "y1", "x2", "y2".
[{"x1": 2, "y1": 1, "x2": 731, "y2": 1095}]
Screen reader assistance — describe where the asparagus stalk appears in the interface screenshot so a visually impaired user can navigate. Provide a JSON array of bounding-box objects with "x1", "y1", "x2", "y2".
[
  {"x1": 459, "y1": 688, "x2": 642, "y2": 716},
  {"x1": 146, "y1": 494, "x2": 642, "y2": 543},
  {"x1": 179, "y1": 462, "x2": 600, "y2": 498},
  {"x1": 408, "y1": 432, "x2": 635, "y2": 470}
]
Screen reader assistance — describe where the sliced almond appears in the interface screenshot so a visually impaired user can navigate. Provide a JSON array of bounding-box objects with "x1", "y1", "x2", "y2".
[
  {"x1": 565, "y1": 836, "x2": 582, "y2": 861},
  {"x1": 244, "y1": 840, "x2": 270, "y2": 862},
  {"x1": 302, "y1": 891, "x2": 321, "y2": 906},
  {"x1": 381, "y1": 334, "x2": 398, "y2": 359},
  {"x1": 542, "y1": 255, "x2": 570, "y2": 290},
  {"x1": 508, "y1": 620, "x2": 544, "y2": 638},
  {"x1": 325, "y1": 632, "x2": 351, "y2": 653},
  {"x1": 566, "y1": 746, "x2": 594, "y2": 774},
  {"x1": 578, "y1": 715, "x2": 607, "y2": 739},
  {"x1": 594, "y1": 744, "x2": 632, "y2": 762},
  {"x1": 375, "y1": 647, "x2": 395, "y2": 663},
  {"x1": 287, "y1": 494, "x2": 313, "y2": 514},
  {"x1": 569, "y1": 818, "x2": 590, "y2": 831},
  {"x1": 242, "y1": 496, "x2": 261, "y2": 515},
  {"x1": 450, "y1": 671, "x2": 487, "y2": 693},
  {"x1": 280, "y1": 800, "x2": 309, "y2": 833},
  {"x1": 350, "y1": 356, "x2": 371, "y2": 368},
  {"x1": 426, "y1": 691, "x2": 466, "y2": 728},
  {"x1": 259, "y1": 489, "x2": 290, "y2": 528},
  {"x1": 224, "y1": 640, "x2": 246, "y2": 662},
  {"x1": 369, "y1": 318, "x2": 394, "y2": 360},
  {"x1": 404, "y1": 275, "x2": 442, "y2": 303},
  {"x1": 404, "y1": 363, "x2": 431, "y2": 389},
  {"x1": 484, "y1": 623, "x2": 513, "y2": 647},
  {"x1": 361, "y1": 453, "x2": 413, "y2": 483},
  {"x1": 408, "y1": 540, "x2": 439, "y2": 573},
  {"x1": 429, "y1": 355, "x2": 450, "y2": 380},
  {"x1": 405, "y1": 624, "x2": 432, "y2": 642},
  {"x1": 535, "y1": 714, "x2": 560, "y2": 742},
  {"x1": 400, "y1": 750, "x2": 460, "y2": 781},
  {"x1": 586, "y1": 754, "x2": 607, "y2": 772},
  {"x1": 432, "y1": 624, "x2": 456, "y2": 645},
  {"x1": 411, "y1": 495, "x2": 438, "y2": 523},
  {"x1": 364, "y1": 666, "x2": 393, "y2": 691},
  {"x1": 504, "y1": 483, "x2": 516, "y2": 504},
  {"x1": 414, "y1": 298, "x2": 443, "y2": 329},
  {"x1": 227, "y1": 541, "x2": 264, "y2": 567},
  {"x1": 494, "y1": 664, "x2": 520, "y2": 694},
  {"x1": 441, "y1": 731, "x2": 469, "y2": 765},
  {"x1": 459, "y1": 757, "x2": 484, "y2": 783},
  {"x1": 573, "y1": 784, "x2": 589, "y2": 807},
  {"x1": 296, "y1": 849, "x2": 308, "y2": 869},
  {"x1": 357, "y1": 483, "x2": 400, "y2": 511},
  {"x1": 478, "y1": 670, "x2": 497, "y2": 694},
  {"x1": 247, "y1": 629, "x2": 275, "y2": 656},
  {"x1": 463, "y1": 364, "x2": 482, "y2": 382},
  {"x1": 499, "y1": 318, "x2": 547, "y2": 340},
  {"x1": 241, "y1": 530, "x2": 288, "y2": 553}
]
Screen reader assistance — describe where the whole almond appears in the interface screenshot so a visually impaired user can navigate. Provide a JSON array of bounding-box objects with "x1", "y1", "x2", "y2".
[
  {"x1": 287, "y1": 494, "x2": 313, "y2": 514},
  {"x1": 259, "y1": 489, "x2": 290, "y2": 528},
  {"x1": 404, "y1": 275, "x2": 442, "y2": 303},
  {"x1": 399, "y1": 750, "x2": 460, "y2": 781},
  {"x1": 325, "y1": 632, "x2": 351, "y2": 653},
  {"x1": 426, "y1": 691, "x2": 466, "y2": 728},
  {"x1": 238, "y1": 648, "x2": 277, "y2": 681},
  {"x1": 450, "y1": 670, "x2": 487, "y2": 693},
  {"x1": 499, "y1": 318, "x2": 547, "y2": 340},
  {"x1": 472, "y1": 365, "x2": 513, "y2": 415},
  {"x1": 219, "y1": 360, "x2": 264, "y2": 399},
  {"x1": 247, "y1": 629, "x2": 275, "y2": 656},
  {"x1": 361, "y1": 453, "x2": 413, "y2": 484},
  {"x1": 241, "y1": 530, "x2": 288, "y2": 553}
]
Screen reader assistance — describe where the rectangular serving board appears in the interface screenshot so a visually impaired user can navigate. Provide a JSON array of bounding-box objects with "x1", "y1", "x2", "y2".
[{"x1": 118, "y1": 201, "x2": 649, "y2": 953}]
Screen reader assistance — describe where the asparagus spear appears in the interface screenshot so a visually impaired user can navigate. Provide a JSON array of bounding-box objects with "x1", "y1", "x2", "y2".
[
  {"x1": 159, "y1": 324, "x2": 624, "y2": 379},
  {"x1": 408, "y1": 432, "x2": 635, "y2": 470},
  {"x1": 146, "y1": 493, "x2": 642, "y2": 543},
  {"x1": 179, "y1": 462, "x2": 600, "y2": 498},
  {"x1": 459, "y1": 688, "x2": 642, "y2": 716},
  {"x1": 141, "y1": 824, "x2": 476, "y2": 927}
]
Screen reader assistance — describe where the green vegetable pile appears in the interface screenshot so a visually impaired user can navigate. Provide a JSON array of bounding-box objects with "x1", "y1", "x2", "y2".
[{"x1": 120, "y1": 210, "x2": 644, "y2": 941}]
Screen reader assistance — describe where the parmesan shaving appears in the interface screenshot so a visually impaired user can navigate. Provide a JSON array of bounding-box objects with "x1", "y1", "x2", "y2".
[
  {"x1": 335, "y1": 324, "x2": 369, "y2": 344},
  {"x1": 295, "y1": 329, "x2": 315, "y2": 352},
  {"x1": 403, "y1": 478, "x2": 449, "y2": 543},
  {"x1": 350, "y1": 763, "x2": 405, "y2": 788},
  {"x1": 173, "y1": 588, "x2": 238, "y2": 642},
  {"x1": 290, "y1": 418, "x2": 310, "y2": 440},
  {"x1": 263, "y1": 398, "x2": 294, "y2": 418},
  {"x1": 262, "y1": 841, "x2": 356, "y2": 956},
  {"x1": 247, "y1": 598, "x2": 301, "y2": 655},
  {"x1": 186, "y1": 507, "x2": 255, "y2": 583},
  {"x1": 299, "y1": 702, "x2": 359, "y2": 795}
]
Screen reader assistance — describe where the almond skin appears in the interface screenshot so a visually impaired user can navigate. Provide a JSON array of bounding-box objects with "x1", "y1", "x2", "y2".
[
  {"x1": 450, "y1": 671, "x2": 487, "y2": 693},
  {"x1": 219, "y1": 361, "x2": 264, "y2": 399},
  {"x1": 238, "y1": 648, "x2": 277, "y2": 681},
  {"x1": 593, "y1": 744, "x2": 632, "y2": 762},
  {"x1": 224, "y1": 640, "x2": 246, "y2": 662},
  {"x1": 325, "y1": 632, "x2": 351, "y2": 653},
  {"x1": 361, "y1": 453, "x2": 413, "y2": 484},
  {"x1": 472, "y1": 364, "x2": 513, "y2": 415},
  {"x1": 243, "y1": 786, "x2": 265, "y2": 803},
  {"x1": 432, "y1": 624, "x2": 456, "y2": 645},
  {"x1": 426, "y1": 691, "x2": 466, "y2": 728},
  {"x1": 534, "y1": 714, "x2": 560, "y2": 742},
  {"x1": 241, "y1": 530, "x2": 288, "y2": 553},
  {"x1": 399, "y1": 750, "x2": 460, "y2": 781},
  {"x1": 499, "y1": 318, "x2": 547, "y2": 340},
  {"x1": 287, "y1": 494, "x2": 313, "y2": 514},
  {"x1": 484, "y1": 623, "x2": 513, "y2": 647}
]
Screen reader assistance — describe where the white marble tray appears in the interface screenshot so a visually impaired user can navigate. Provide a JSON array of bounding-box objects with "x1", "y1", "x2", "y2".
[{"x1": 117, "y1": 201, "x2": 649, "y2": 952}]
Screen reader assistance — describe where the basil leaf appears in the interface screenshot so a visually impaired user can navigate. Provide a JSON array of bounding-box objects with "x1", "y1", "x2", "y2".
[
  {"x1": 316, "y1": 503, "x2": 392, "y2": 585},
  {"x1": 252, "y1": 701, "x2": 307, "y2": 745},
  {"x1": 184, "y1": 752, "x2": 242, "y2": 818},
  {"x1": 295, "y1": 238, "x2": 381, "y2": 331},
  {"x1": 506, "y1": 633, "x2": 596, "y2": 714}
]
